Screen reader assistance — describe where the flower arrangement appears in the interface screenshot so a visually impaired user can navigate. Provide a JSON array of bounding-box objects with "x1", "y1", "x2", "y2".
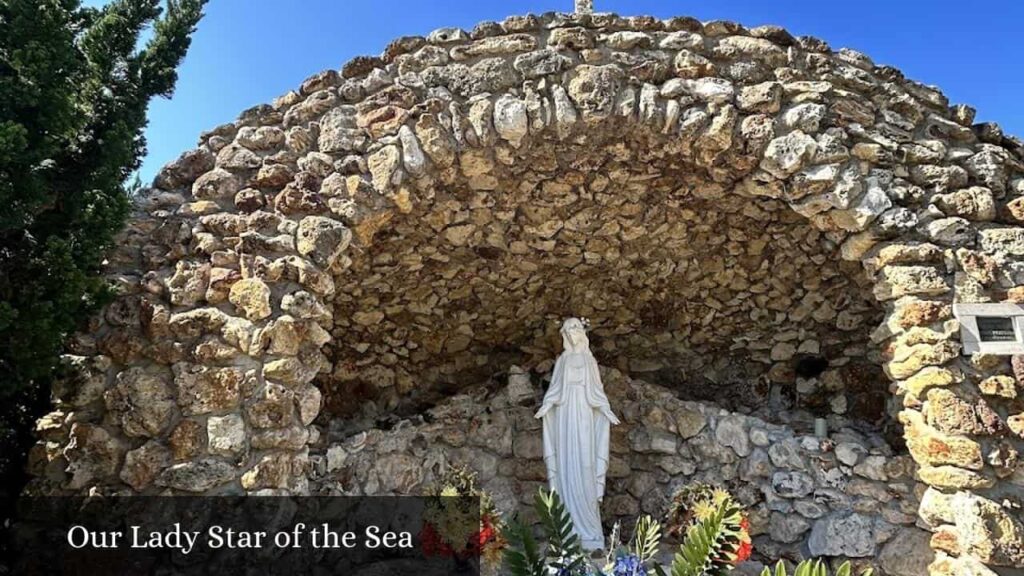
[
  {"x1": 599, "y1": 515, "x2": 662, "y2": 576},
  {"x1": 503, "y1": 483, "x2": 876, "y2": 576},
  {"x1": 420, "y1": 464, "x2": 507, "y2": 569},
  {"x1": 504, "y1": 485, "x2": 750, "y2": 576},
  {"x1": 664, "y1": 482, "x2": 752, "y2": 568}
]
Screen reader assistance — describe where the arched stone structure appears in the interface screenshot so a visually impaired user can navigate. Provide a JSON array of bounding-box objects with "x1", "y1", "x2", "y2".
[{"x1": 26, "y1": 12, "x2": 1024, "y2": 575}]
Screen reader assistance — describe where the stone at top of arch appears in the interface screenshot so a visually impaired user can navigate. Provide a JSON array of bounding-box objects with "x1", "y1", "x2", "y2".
[{"x1": 152, "y1": 10, "x2": 1024, "y2": 274}]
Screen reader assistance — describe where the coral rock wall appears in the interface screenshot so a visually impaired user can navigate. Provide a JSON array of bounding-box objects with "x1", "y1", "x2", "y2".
[
  {"x1": 315, "y1": 367, "x2": 931, "y2": 575},
  {"x1": 26, "y1": 11, "x2": 1024, "y2": 575}
]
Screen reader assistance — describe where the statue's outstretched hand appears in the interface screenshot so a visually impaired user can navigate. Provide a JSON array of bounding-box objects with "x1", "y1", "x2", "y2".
[
  {"x1": 534, "y1": 404, "x2": 550, "y2": 419},
  {"x1": 603, "y1": 410, "x2": 620, "y2": 425}
]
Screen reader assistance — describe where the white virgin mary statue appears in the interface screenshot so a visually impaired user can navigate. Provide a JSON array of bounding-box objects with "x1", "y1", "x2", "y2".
[{"x1": 534, "y1": 317, "x2": 620, "y2": 551}]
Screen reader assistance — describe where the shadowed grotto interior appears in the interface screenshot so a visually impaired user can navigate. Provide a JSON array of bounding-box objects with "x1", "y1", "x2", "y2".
[{"x1": 320, "y1": 128, "x2": 888, "y2": 438}]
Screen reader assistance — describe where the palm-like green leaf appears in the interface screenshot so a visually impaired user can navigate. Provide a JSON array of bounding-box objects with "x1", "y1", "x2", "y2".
[
  {"x1": 535, "y1": 489, "x2": 585, "y2": 571},
  {"x1": 503, "y1": 516, "x2": 546, "y2": 576},
  {"x1": 633, "y1": 515, "x2": 662, "y2": 564},
  {"x1": 760, "y1": 560, "x2": 873, "y2": 576},
  {"x1": 503, "y1": 489, "x2": 590, "y2": 575},
  {"x1": 669, "y1": 494, "x2": 744, "y2": 576}
]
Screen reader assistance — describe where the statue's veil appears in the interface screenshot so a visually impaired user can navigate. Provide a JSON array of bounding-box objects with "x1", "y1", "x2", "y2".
[
  {"x1": 538, "y1": 318, "x2": 615, "y2": 413},
  {"x1": 560, "y1": 317, "x2": 590, "y2": 354}
]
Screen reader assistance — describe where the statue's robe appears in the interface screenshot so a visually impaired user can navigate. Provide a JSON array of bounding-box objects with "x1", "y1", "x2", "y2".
[{"x1": 536, "y1": 332, "x2": 619, "y2": 551}]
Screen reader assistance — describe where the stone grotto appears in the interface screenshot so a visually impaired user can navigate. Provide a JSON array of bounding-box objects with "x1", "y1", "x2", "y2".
[{"x1": 22, "y1": 9, "x2": 1024, "y2": 576}]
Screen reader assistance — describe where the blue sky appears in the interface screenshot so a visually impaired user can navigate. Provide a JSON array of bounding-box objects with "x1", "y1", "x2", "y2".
[{"x1": 112, "y1": 0, "x2": 1024, "y2": 184}]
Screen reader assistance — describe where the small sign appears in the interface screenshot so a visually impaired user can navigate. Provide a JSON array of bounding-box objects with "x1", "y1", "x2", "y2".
[
  {"x1": 954, "y1": 303, "x2": 1024, "y2": 355},
  {"x1": 976, "y1": 316, "x2": 1016, "y2": 342}
]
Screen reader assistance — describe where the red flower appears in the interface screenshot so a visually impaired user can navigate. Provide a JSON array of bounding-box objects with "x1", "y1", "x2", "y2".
[
  {"x1": 419, "y1": 523, "x2": 455, "y2": 558},
  {"x1": 478, "y1": 525, "x2": 494, "y2": 547},
  {"x1": 731, "y1": 515, "x2": 752, "y2": 564},
  {"x1": 734, "y1": 540, "x2": 753, "y2": 563}
]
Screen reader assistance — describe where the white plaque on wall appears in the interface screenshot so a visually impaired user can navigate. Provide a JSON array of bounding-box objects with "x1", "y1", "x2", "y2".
[{"x1": 953, "y1": 303, "x2": 1024, "y2": 355}]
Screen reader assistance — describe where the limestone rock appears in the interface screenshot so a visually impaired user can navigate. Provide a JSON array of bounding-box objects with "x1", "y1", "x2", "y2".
[
  {"x1": 675, "y1": 408, "x2": 707, "y2": 439},
  {"x1": 917, "y1": 465, "x2": 995, "y2": 490},
  {"x1": 568, "y1": 65, "x2": 623, "y2": 120},
  {"x1": 295, "y1": 384, "x2": 322, "y2": 426},
  {"x1": 979, "y1": 375, "x2": 1017, "y2": 399},
  {"x1": 737, "y1": 82, "x2": 782, "y2": 113},
  {"x1": 207, "y1": 414, "x2": 247, "y2": 457},
  {"x1": 368, "y1": 145, "x2": 401, "y2": 193},
  {"x1": 173, "y1": 364, "x2": 243, "y2": 415},
  {"x1": 878, "y1": 528, "x2": 934, "y2": 576},
  {"x1": 241, "y1": 453, "x2": 293, "y2": 490},
  {"x1": 157, "y1": 458, "x2": 237, "y2": 492},
  {"x1": 167, "y1": 261, "x2": 210, "y2": 307},
  {"x1": 772, "y1": 470, "x2": 814, "y2": 498},
  {"x1": 979, "y1": 227, "x2": 1024, "y2": 256},
  {"x1": 397, "y1": 125, "x2": 426, "y2": 176},
  {"x1": 853, "y1": 455, "x2": 888, "y2": 481},
  {"x1": 760, "y1": 131, "x2": 817, "y2": 179},
  {"x1": 934, "y1": 186, "x2": 996, "y2": 221},
  {"x1": 781, "y1": 103, "x2": 827, "y2": 133},
  {"x1": 715, "y1": 415, "x2": 751, "y2": 457},
  {"x1": 835, "y1": 442, "x2": 866, "y2": 466},
  {"x1": 769, "y1": 512, "x2": 811, "y2": 543},
  {"x1": 169, "y1": 420, "x2": 203, "y2": 461},
  {"x1": 264, "y1": 357, "x2": 320, "y2": 386},
  {"x1": 493, "y1": 94, "x2": 529, "y2": 147},
  {"x1": 873, "y1": 266, "x2": 950, "y2": 301},
  {"x1": 192, "y1": 168, "x2": 241, "y2": 199},
  {"x1": 902, "y1": 410, "x2": 983, "y2": 470},
  {"x1": 926, "y1": 388, "x2": 998, "y2": 436},
  {"x1": 64, "y1": 423, "x2": 124, "y2": 490},
  {"x1": 104, "y1": 368, "x2": 174, "y2": 438},
  {"x1": 247, "y1": 383, "x2": 295, "y2": 428},
  {"x1": 928, "y1": 554, "x2": 999, "y2": 576},
  {"x1": 886, "y1": 340, "x2": 960, "y2": 380},
  {"x1": 513, "y1": 49, "x2": 571, "y2": 78},
  {"x1": 296, "y1": 216, "x2": 352, "y2": 269},
  {"x1": 229, "y1": 278, "x2": 272, "y2": 321},
  {"x1": 953, "y1": 493, "x2": 1024, "y2": 566},
  {"x1": 506, "y1": 366, "x2": 535, "y2": 406},
  {"x1": 807, "y1": 513, "x2": 876, "y2": 557},
  {"x1": 902, "y1": 366, "x2": 960, "y2": 397},
  {"x1": 924, "y1": 217, "x2": 974, "y2": 247},
  {"x1": 120, "y1": 441, "x2": 171, "y2": 491},
  {"x1": 326, "y1": 445, "x2": 348, "y2": 472}
]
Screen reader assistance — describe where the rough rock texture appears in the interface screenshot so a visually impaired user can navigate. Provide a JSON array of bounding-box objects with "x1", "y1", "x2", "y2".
[
  {"x1": 24, "y1": 12, "x2": 1024, "y2": 574},
  {"x1": 311, "y1": 367, "x2": 925, "y2": 574}
]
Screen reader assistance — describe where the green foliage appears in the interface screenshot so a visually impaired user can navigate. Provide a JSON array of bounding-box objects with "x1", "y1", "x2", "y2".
[
  {"x1": 666, "y1": 482, "x2": 719, "y2": 537},
  {"x1": 632, "y1": 515, "x2": 661, "y2": 566},
  {"x1": 759, "y1": 559, "x2": 873, "y2": 576},
  {"x1": 505, "y1": 486, "x2": 754, "y2": 576},
  {"x1": 504, "y1": 517, "x2": 546, "y2": 576},
  {"x1": 536, "y1": 489, "x2": 586, "y2": 573},
  {"x1": 0, "y1": 0, "x2": 205, "y2": 390},
  {"x1": 504, "y1": 489, "x2": 586, "y2": 576},
  {"x1": 664, "y1": 491, "x2": 745, "y2": 576},
  {"x1": 0, "y1": 0, "x2": 205, "y2": 493}
]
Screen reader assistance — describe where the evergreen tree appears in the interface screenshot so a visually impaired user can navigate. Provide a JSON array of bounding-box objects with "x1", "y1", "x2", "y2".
[{"x1": 0, "y1": 0, "x2": 206, "y2": 495}]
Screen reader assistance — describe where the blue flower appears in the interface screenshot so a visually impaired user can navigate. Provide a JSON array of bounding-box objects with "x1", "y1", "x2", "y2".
[{"x1": 611, "y1": 554, "x2": 646, "y2": 576}]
